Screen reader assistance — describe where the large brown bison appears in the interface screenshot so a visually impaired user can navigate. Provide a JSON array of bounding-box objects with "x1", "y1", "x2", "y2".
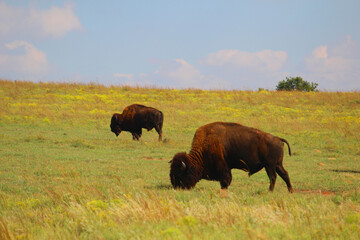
[
  {"x1": 169, "y1": 122, "x2": 293, "y2": 192},
  {"x1": 110, "y1": 104, "x2": 163, "y2": 141}
]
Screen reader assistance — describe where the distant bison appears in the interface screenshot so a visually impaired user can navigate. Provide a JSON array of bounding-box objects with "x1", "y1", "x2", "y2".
[
  {"x1": 110, "y1": 104, "x2": 163, "y2": 141},
  {"x1": 169, "y1": 122, "x2": 293, "y2": 192}
]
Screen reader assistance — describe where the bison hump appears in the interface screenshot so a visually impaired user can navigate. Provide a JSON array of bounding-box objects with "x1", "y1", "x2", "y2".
[{"x1": 122, "y1": 106, "x2": 137, "y2": 120}]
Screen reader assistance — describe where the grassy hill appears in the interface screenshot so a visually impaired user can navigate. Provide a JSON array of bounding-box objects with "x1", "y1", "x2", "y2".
[{"x1": 1, "y1": 80, "x2": 359, "y2": 239}]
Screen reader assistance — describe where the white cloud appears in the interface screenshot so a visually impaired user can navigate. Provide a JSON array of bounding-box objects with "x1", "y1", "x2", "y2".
[
  {"x1": 305, "y1": 45, "x2": 350, "y2": 73},
  {"x1": 151, "y1": 59, "x2": 207, "y2": 88},
  {"x1": 0, "y1": 2, "x2": 83, "y2": 39},
  {"x1": 109, "y1": 73, "x2": 151, "y2": 87},
  {"x1": 113, "y1": 73, "x2": 134, "y2": 80},
  {"x1": 330, "y1": 35, "x2": 360, "y2": 58},
  {"x1": 111, "y1": 50, "x2": 289, "y2": 90},
  {"x1": 312, "y1": 45, "x2": 328, "y2": 59},
  {"x1": 200, "y1": 49, "x2": 288, "y2": 72},
  {"x1": 198, "y1": 49, "x2": 288, "y2": 89},
  {"x1": 0, "y1": 40, "x2": 51, "y2": 77},
  {"x1": 156, "y1": 59, "x2": 202, "y2": 84},
  {"x1": 304, "y1": 35, "x2": 360, "y2": 91},
  {"x1": 112, "y1": 59, "x2": 226, "y2": 89}
]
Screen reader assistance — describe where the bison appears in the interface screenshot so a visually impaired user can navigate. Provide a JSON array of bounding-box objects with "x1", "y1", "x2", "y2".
[
  {"x1": 169, "y1": 122, "x2": 293, "y2": 192},
  {"x1": 110, "y1": 104, "x2": 163, "y2": 141}
]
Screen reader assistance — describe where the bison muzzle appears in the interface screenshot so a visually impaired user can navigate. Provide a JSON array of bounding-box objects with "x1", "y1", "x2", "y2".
[{"x1": 169, "y1": 122, "x2": 293, "y2": 192}]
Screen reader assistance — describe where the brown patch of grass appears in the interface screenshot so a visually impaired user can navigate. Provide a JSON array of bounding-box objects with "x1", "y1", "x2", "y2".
[{"x1": 296, "y1": 189, "x2": 336, "y2": 196}]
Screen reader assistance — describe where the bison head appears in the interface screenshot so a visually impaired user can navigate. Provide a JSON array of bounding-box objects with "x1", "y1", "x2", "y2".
[
  {"x1": 169, "y1": 152, "x2": 199, "y2": 189},
  {"x1": 110, "y1": 113, "x2": 123, "y2": 136}
]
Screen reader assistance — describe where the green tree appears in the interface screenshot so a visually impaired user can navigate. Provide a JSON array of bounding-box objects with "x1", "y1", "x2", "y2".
[{"x1": 276, "y1": 76, "x2": 318, "y2": 92}]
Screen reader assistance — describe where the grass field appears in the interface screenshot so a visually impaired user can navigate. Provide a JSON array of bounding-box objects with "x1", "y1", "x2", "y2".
[{"x1": 0, "y1": 80, "x2": 360, "y2": 239}]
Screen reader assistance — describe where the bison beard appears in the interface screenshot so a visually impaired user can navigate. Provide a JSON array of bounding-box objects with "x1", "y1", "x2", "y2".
[
  {"x1": 169, "y1": 122, "x2": 294, "y2": 193},
  {"x1": 110, "y1": 104, "x2": 163, "y2": 141}
]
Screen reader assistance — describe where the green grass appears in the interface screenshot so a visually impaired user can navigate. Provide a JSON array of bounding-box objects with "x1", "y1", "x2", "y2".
[{"x1": 0, "y1": 80, "x2": 360, "y2": 239}]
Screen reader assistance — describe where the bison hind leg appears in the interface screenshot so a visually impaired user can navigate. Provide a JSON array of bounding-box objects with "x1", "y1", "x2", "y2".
[
  {"x1": 265, "y1": 166, "x2": 277, "y2": 192},
  {"x1": 276, "y1": 165, "x2": 294, "y2": 193},
  {"x1": 155, "y1": 125, "x2": 163, "y2": 141}
]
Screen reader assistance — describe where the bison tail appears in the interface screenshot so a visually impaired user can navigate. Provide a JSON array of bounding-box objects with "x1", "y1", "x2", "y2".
[{"x1": 279, "y1": 138, "x2": 291, "y2": 156}]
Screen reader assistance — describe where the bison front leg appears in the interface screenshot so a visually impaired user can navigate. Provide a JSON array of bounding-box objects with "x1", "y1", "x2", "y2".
[
  {"x1": 219, "y1": 170, "x2": 232, "y2": 189},
  {"x1": 265, "y1": 166, "x2": 277, "y2": 192},
  {"x1": 132, "y1": 132, "x2": 141, "y2": 140},
  {"x1": 131, "y1": 129, "x2": 142, "y2": 140},
  {"x1": 132, "y1": 133, "x2": 139, "y2": 140}
]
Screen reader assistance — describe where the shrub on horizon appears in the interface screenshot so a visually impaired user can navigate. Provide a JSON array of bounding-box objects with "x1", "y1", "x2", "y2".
[{"x1": 276, "y1": 76, "x2": 318, "y2": 92}]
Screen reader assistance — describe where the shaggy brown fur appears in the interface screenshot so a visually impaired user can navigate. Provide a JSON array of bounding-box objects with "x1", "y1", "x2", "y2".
[
  {"x1": 169, "y1": 122, "x2": 293, "y2": 192},
  {"x1": 110, "y1": 104, "x2": 163, "y2": 141}
]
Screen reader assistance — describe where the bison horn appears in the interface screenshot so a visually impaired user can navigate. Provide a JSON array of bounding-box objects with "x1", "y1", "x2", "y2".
[{"x1": 181, "y1": 161, "x2": 186, "y2": 169}]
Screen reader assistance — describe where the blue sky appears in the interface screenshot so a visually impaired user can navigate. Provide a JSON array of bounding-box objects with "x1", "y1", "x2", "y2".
[{"x1": 1, "y1": 0, "x2": 359, "y2": 91}]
